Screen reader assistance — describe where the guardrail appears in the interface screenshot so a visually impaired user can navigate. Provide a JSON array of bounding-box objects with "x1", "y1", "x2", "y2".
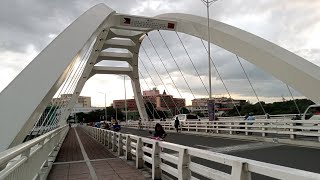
[
  {"x1": 124, "y1": 119, "x2": 320, "y2": 142},
  {"x1": 0, "y1": 125, "x2": 68, "y2": 180},
  {"x1": 83, "y1": 125, "x2": 320, "y2": 180}
]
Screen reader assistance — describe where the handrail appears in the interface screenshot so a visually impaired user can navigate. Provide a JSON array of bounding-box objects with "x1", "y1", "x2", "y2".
[
  {"x1": 0, "y1": 125, "x2": 68, "y2": 180},
  {"x1": 0, "y1": 125, "x2": 67, "y2": 166},
  {"x1": 83, "y1": 125, "x2": 320, "y2": 180},
  {"x1": 124, "y1": 119, "x2": 320, "y2": 143}
]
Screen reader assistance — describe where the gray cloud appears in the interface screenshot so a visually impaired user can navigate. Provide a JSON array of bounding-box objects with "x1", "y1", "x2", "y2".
[{"x1": 0, "y1": 0, "x2": 319, "y2": 105}]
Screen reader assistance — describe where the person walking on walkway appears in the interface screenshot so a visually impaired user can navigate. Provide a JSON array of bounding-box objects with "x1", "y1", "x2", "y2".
[
  {"x1": 174, "y1": 116, "x2": 180, "y2": 133},
  {"x1": 138, "y1": 119, "x2": 143, "y2": 130}
]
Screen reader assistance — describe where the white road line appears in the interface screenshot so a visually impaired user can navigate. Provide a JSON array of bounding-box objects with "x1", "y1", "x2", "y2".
[
  {"x1": 74, "y1": 128, "x2": 98, "y2": 180},
  {"x1": 53, "y1": 160, "x2": 86, "y2": 165},
  {"x1": 195, "y1": 142, "x2": 281, "y2": 153},
  {"x1": 53, "y1": 158, "x2": 118, "y2": 165}
]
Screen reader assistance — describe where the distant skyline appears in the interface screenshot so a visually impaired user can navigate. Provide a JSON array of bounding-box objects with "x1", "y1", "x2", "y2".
[{"x1": 0, "y1": 0, "x2": 319, "y2": 107}]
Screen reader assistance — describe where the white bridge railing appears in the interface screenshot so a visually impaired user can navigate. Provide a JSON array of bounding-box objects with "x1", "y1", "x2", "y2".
[
  {"x1": 125, "y1": 119, "x2": 320, "y2": 143},
  {"x1": 0, "y1": 125, "x2": 68, "y2": 180},
  {"x1": 83, "y1": 125, "x2": 320, "y2": 180}
]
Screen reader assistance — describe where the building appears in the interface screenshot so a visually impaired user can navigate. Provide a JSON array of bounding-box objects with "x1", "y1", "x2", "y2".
[
  {"x1": 187, "y1": 97, "x2": 246, "y2": 116},
  {"x1": 51, "y1": 94, "x2": 91, "y2": 108},
  {"x1": 113, "y1": 88, "x2": 185, "y2": 118}
]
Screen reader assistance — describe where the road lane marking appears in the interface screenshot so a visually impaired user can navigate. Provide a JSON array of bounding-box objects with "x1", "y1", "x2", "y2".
[
  {"x1": 195, "y1": 142, "x2": 281, "y2": 153},
  {"x1": 74, "y1": 128, "x2": 98, "y2": 180}
]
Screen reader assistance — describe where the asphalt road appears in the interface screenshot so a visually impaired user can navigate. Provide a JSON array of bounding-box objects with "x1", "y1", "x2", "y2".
[{"x1": 122, "y1": 127, "x2": 320, "y2": 180}]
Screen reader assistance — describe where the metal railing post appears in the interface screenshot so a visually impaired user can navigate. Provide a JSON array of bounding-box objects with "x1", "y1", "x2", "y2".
[
  {"x1": 216, "y1": 121, "x2": 219, "y2": 134},
  {"x1": 230, "y1": 122, "x2": 234, "y2": 135},
  {"x1": 290, "y1": 121, "x2": 296, "y2": 139},
  {"x1": 245, "y1": 122, "x2": 249, "y2": 136},
  {"x1": 112, "y1": 132, "x2": 117, "y2": 152},
  {"x1": 104, "y1": 130, "x2": 108, "y2": 146},
  {"x1": 118, "y1": 134, "x2": 124, "y2": 156},
  {"x1": 125, "y1": 135, "x2": 132, "y2": 160},
  {"x1": 231, "y1": 162, "x2": 251, "y2": 180},
  {"x1": 108, "y1": 131, "x2": 112, "y2": 149},
  {"x1": 136, "y1": 137, "x2": 144, "y2": 169},
  {"x1": 178, "y1": 148, "x2": 191, "y2": 180},
  {"x1": 152, "y1": 141, "x2": 161, "y2": 179},
  {"x1": 262, "y1": 122, "x2": 267, "y2": 137}
]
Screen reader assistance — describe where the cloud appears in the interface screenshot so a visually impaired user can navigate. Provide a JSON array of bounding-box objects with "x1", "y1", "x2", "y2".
[{"x1": 0, "y1": 0, "x2": 319, "y2": 108}]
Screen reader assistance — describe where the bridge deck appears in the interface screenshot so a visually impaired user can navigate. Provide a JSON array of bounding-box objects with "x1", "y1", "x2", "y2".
[
  {"x1": 47, "y1": 127, "x2": 147, "y2": 180},
  {"x1": 122, "y1": 127, "x2": 320, "y2": 180}
]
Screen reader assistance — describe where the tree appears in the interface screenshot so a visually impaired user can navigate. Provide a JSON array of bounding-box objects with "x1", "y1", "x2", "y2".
[
  {"x1": 180, "y1": 107, "x2": 190, "y2": 114},
  {"x1": 225, "y1": 98, "x2": 314, "y2": 116}
]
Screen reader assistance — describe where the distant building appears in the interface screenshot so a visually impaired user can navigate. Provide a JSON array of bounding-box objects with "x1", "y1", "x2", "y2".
[
  {"x1": 51, "y1": 94, "x2": 91, "y2": 108},
  {"x1": 187, "y1": 97, "x2": 246, "y2": 116},
  {"x1": 49, "y1": 94, "x2": 94, "y2": 122},
  {"x1": 113, "y1": 88, "x2": 185, "y2": 118}
]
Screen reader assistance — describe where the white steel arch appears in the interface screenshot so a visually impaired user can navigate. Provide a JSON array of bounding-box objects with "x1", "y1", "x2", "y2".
[
  {"x1": 0, "y1": 4, "x2": 115, "y2": 151},
  {"x1": 156, "y1": 13, "x2": 320, "y2": 104},
  {"x1": 1, "y1": 3, "x2": 320, "y2": 152}
]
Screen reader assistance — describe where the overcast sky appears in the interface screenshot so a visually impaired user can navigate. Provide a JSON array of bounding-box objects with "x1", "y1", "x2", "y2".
[{"x1": 0, "y1": 0, "x2": 320, "y2": 107}]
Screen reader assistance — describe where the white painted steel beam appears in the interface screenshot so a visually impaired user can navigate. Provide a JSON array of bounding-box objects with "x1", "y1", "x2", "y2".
[
  {"x1": 156, "y1": 13, "x2": 320, "y2": 103},
  {"x1": 102, "y1": 39, "x2": 136, "y2": 50},
  {"x1": 97, "y1": 51, "x2": 133, "y2": 64},
  {"x1": 0, "y1": 4, "x2": 115, "y2": 151},
  {"x1": 92, "y1": 66, "x2": 132, "y2": 75}
]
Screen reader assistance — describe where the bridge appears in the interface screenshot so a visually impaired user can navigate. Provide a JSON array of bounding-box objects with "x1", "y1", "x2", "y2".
[{"x1": 1, "y1": 3, "x2": 320, "y2": 180}]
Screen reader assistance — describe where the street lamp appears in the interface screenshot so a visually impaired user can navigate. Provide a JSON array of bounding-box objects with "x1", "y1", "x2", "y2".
[
  {"x1": 201, "y1": 0, "x2": 219, "y2": 121},
  {"x1": 123, "y1": 75, "x2": 128, "y2": 123},
  {"x1": 200, "y1": 0, "x2": 219, "y2": 100},
  {"x1": 99, "y1": 92, "x2": 107, "y2": 121}
]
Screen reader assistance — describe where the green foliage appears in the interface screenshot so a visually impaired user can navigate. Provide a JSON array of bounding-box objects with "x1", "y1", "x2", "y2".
[
  {"x1": 180, "y1": 107, "x2": 190, "y2": 114},
  {"x1": 144, "y1": 102, "x2": 168, "y2": 119},
  {"x1": 226, "y1": 99, "x2": 314, "y2": 116},
  {"x1": 75, "y1": 106, "x2": 124, "y2": 123},
  {"x1": 196, "y1": 112, "x2": 205, "y2": 117}
]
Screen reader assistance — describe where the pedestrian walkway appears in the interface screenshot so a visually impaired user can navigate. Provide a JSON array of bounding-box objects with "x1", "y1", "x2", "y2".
[{"x1": 47, "y1": 126, "x2": 147, "y2": 180}]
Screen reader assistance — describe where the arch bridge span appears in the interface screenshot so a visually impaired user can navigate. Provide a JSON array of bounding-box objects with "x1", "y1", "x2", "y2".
[{"x1": 0, "y1": 3, "x2": 319, "y2": 152}]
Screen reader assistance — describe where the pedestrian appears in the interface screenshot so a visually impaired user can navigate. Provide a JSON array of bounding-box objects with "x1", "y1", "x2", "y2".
[
  {"x1": 174, "y1": 116, "x2": 180, "y2": 133},
  {"x1": 138, "y1": 119, "x2": 142, "y2": 130},
  {"x1": 246, "y1": 112, "x2": 255, "y2": 135}
]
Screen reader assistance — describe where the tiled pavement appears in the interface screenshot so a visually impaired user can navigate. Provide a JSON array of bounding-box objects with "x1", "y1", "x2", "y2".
[{"x1": 47, "y1": 127, "x2": 147, "y2": 180}]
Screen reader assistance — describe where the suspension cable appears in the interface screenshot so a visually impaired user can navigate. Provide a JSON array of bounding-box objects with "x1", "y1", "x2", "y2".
[
  {"x1": 172, "y1": 31, "x2": 209, "y2": 95},
  {"x1": 200, "y1": 39, "x2": 241, "y2": 116},
  {"x1": 141, "y1": 40, "x2": 183, "y2": 100},
  {"x1": 138, "y1": 56, "x2": 175, "y2": 117},
  {"x1": 39, "y1": 45, "x2": 92, "y2": 135},
  {"x1": 139, "y1": 71, "x2": 165, "y2": 119},
  {"x1": 146, "y1": 34, "x2": 204, "y2": 112},
  {"x1": 140, "y1": 45, "x2": 182, "y2": 115},
  {"x1": 286, "y1": 84, "x2": 301, "y2": 116},
  {"x1": 146, "y1": 34, "x2": 196, "y2": 99},
  {"x1": 26, "y1": 59, "x2": 77, "y2": 140},
  {"x1": 235, "y1": 55, "x2": 266, "y2": 115},
  {"x1": 46, "y1": 48, "x2": 92, "y2": 132}
]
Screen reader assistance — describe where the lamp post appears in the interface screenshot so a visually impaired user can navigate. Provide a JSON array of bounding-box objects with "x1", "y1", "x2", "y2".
[
  {"x1": 124, "y1": 76, "x2": 128, "y2": 123},
  {"x1": 201, "y1": 0, "x2": 219, "y2": 121},
  {"x1": 99, "y1": 92, "x2": 107, "y2": 121}
]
